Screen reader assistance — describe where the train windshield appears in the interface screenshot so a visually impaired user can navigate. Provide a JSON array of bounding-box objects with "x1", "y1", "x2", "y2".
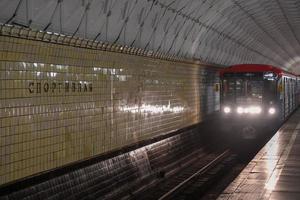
[{"x1": 221, "y1": 72, "x2": 274, "y2": 105}]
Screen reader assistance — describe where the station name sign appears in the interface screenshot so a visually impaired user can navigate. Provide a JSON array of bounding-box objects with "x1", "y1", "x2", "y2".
[{"x1": 28, "y1": 81, "x2": 93, "y2": 94}]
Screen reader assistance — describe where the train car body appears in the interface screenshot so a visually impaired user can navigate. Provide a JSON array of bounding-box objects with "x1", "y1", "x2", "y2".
[{"x1": 220, "y1": 64, "x2": 299, "y2": 139}]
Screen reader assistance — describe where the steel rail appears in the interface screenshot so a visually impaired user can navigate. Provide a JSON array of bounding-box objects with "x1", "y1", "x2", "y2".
[{"x1": 158, "y1": 149, "x2": 231, "y2": 200}]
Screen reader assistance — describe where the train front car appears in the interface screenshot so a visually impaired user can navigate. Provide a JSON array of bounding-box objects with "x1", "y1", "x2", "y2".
[{"x1": 220, "y1": 64, "x2": 282, "y2": 139}]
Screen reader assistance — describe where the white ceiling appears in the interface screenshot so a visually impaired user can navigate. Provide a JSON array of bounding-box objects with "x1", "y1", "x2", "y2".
[{"x1": 1, "y1": 0, "x2": 300, "y2": 73}]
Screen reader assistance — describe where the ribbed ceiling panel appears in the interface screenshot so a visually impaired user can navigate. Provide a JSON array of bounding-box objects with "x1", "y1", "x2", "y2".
[{"x1": 1, "y1": 0, "x2": 300, "y2": 73}]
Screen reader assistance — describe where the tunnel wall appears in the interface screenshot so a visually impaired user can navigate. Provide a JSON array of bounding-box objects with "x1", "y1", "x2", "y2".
[{"x1": 0, "y1": 28, "x2": 220, "y2": 185}]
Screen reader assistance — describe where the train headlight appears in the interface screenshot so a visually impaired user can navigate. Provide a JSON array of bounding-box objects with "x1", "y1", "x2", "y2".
[
  {"x1": 269, "y1": 107, "x2": 276, "y2": 114},
  {"x1": 237, "y1": 107, "x2": 243, "y2": 114},
  {"x1": 236, "y1": 106, "x2": 262, "y2": 114},
  {"x1": 223, "y1": 106, "x2": 231, "y2": 113},
  {"x1": 249, "y1": 106, "x2": 262, "y2": 114}
]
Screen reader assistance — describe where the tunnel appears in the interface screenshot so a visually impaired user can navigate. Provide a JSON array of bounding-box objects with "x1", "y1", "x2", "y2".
[{"x1": 0, "y1": 0, "x2": 300, "y2": 199}]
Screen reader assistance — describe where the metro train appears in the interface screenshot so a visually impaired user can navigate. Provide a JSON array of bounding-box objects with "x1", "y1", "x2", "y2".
[{"x1": 220, "y1": 64, "x2": 300, "y2": 139}]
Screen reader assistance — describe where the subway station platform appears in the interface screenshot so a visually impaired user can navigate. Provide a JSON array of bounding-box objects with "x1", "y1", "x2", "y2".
[{"x1": 218, "y1": 108, "x2": 300, "y2": 200}]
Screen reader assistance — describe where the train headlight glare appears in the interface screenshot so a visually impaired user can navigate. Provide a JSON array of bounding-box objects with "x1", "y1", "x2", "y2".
[
  {"x1": 256, "y1": 107, "x2": 262, "y2": 114},
  {"x1": 249, "y1": 106, "x2": 262, "y2": 114},
  {"x1": 237, "y1": 107, "x2": 243, "y2": 114},
  {"x1": 269, "y1": 107, "x2": 276, "y2": 114},
  {"x1": 236, "y1": 106, "x2": 262, "y2": 114},
  {"x1": 224, "y1": 107, "x2": 231, "y2": 113}
]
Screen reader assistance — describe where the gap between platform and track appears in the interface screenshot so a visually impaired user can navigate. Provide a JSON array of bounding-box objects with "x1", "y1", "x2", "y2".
[{"x1": 158, "y1": 149, "x2": 231, "y2": 200}]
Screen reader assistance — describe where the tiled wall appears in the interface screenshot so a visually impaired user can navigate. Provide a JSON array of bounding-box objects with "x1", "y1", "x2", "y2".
[
  {"x1": 0, "y1": 127, "x2": 204, "y2": 200},
  {"x1": 0, "y1": 35, "x2": 219, "y2": 185}
]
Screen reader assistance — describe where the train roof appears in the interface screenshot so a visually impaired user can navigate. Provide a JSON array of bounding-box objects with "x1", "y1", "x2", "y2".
[{"x1": 220, "y1": 64, "x2": 297, "y2": 77}]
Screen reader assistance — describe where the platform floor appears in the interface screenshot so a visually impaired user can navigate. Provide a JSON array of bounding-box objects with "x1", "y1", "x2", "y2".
[{"x1": 218, "y1": 108, "x2": 300, "y2": 200}]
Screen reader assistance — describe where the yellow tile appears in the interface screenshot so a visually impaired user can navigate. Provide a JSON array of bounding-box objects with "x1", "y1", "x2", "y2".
[{"x1": 0, "y1": 33, "x2": 219, "y2": 185}]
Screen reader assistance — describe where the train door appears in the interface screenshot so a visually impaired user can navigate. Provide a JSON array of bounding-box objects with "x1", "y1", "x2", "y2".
[
  {"x1": 290, "y1": 78, "x2": 295, "y2": 113},
  {"x1": 283, "y1": 77, "x2": 289, "y2": 119},
  {"x1": 292, "y1": 78, "x2": 296, "y2": 110},
  {"x1": 285, "y1": 77, "x2": 290, "y2": 116},
  {"x1": 278, "y1": 77, "x2": 285, "y2": 121},
  {"x1": 286, "y1": 77, "x2": 290, "y2": 117},
  {"x1": 288, "y1": 78, "x2": 291, "y2": 115},
  {"x1": 298, "y1": 78, "x2": 300, "y2": 106}
]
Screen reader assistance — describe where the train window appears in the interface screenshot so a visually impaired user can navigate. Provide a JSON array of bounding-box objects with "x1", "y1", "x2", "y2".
[
  {"x1": 222, "y1": 79, "x2": 235, "y2": 99},
  {"x1": 246, "y1": 80, "x2": 263, "y2": 99},
  {"x1": 236, "y1": 80, "x2": 263, "y2": 104},
  {"x1": 236, "y1": 79, "x2": 245, "y2": 97},
  {"x1": 264, "y1": 80, "x2": 277, "y2": 103},
  {"x1": 222, "y1": 78, "x2": 263, "y2": 104},
  {"x1": 221, "y1": 72, "x2": 278, "y2": 105}
]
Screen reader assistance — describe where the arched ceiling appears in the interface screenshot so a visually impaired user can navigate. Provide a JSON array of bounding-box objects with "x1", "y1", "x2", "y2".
[{"x1": 0, "y1": 0, "x2": 300, "y2": 73}]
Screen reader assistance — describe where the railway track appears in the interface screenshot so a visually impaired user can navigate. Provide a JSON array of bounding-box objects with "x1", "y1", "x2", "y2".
[
  {"x1": 158, "y1": 150, "x2": 231, "y2": 200},
  {"x1": 132, "y1": 149, "x2": 236, "y2": 200}
]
